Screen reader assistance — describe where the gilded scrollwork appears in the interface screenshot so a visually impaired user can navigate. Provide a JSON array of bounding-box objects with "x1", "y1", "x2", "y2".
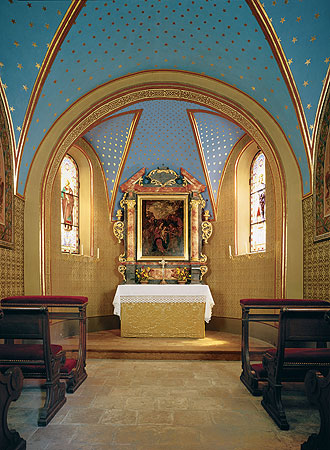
[
  {"x1": 202, "y1": 221, "x2": 213, "y2": 243},
  {"x1": 119, "y1": 253, "x2": 126, "y2": 263},
  {"x1": 200, "y1": 253, "x2": 208, "y2": 263},
  {"x1": 118, "y1": 265, "x2": 126, "y2": 282},
  {"x1": 113, "y1": 220, "x2": 124, "y2": 243},
  {"x1": 200, "y1": 266, "x2": 208, "y2": 281},
  {"x1": 146, "y1": 168, "x2": 179, "y2": 187}
]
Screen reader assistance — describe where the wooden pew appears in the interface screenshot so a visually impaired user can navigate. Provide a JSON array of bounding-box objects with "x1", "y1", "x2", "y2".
[
  {"x1": 1, "y1": 296, "x2": 88, "y2": 393},
  {"x1": 0, "y1": 307, "x2": 66, "y2": 426},
  {"x1": 261, "y1": 308, "x2": 330, "y2": 430},
  {"x1": 240, "y1": 299, "x2": 330, "y2": 396},
  {"x1": 301, "y1": 369, "x2": 330, "y2": 450},
  {"x1": 0, "y1": 367, "x2": 26, "y2": 450}
]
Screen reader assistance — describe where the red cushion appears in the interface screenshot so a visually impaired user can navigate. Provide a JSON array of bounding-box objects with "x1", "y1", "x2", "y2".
[
  {"x1": 0, "y1": 344, "x2": 63, "y2": 360},
  {"x1": 2, "y1": 295, "x2": 88, "y2": 306},
  {"x1": 265, "y1": 347, "x2": 330, "y2": 363},
  {"x1": 240, "y1": 298, "x2": 329, "y2": 307},
  {"x1": 61, "y1": 358, "x2": 77, "y2": 374},
  {"x1": 251, "y1": 363, "x2": 267, "y2": 379}
]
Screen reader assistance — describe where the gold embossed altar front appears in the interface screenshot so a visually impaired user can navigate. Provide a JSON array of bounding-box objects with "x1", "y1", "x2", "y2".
[{"x1": 113, "y1": 285, "x2": 214, "y2": 338}]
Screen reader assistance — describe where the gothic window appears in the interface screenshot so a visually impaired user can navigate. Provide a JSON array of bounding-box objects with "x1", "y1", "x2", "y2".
[
  {"x1": 250, "y1": 151, "x2": 266, "y2": 252},
  {"x1": 61, "y1": 154, "x2": 79, "y2": 253}
]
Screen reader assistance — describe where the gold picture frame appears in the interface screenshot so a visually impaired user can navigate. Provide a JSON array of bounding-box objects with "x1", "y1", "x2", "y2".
[{"x1": 137, "y1": 194, "x2": 189, "y2": 261}]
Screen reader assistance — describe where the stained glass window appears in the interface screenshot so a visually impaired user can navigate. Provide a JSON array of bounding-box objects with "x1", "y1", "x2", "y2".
[
  {"x1": 61, "y1": 155, "x2": 79, "y2": 253},
  {"x1": 250, "y1": 151, "x2": 266, "y2": 252}
]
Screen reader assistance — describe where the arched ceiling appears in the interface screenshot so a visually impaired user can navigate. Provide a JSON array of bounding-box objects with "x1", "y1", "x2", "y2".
[
  {"x1": 83, "y1": 99, "x2": 246, "y2": 219},
  {"x1": 0, "y1": 0, "x2": 329, "y2": 197}
]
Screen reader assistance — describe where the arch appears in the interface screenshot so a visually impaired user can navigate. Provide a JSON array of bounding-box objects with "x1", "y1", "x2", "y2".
[{"x1": 24, "y1": 71, "x2": 303, "y2": 298}]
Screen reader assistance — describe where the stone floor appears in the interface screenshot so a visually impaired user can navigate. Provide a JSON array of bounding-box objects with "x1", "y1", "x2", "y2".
[{"x1": 8, "y1": 360, "x2": 319, "y2": 450}]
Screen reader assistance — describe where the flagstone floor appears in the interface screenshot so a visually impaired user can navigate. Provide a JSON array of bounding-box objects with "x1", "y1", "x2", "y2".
[{"x1": 8, "y1": 360, "x2": 319, "y2": 449}]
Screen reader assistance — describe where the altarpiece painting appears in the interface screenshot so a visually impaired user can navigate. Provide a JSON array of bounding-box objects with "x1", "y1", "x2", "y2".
[{"x1": 138, "y1": 195, "x2": 188, "y2": 260}]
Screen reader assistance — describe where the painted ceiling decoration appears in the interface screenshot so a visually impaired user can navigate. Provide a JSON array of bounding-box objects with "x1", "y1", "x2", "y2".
[{"x1": 0, "y1": 0, "x2": 329, "y2": 198}]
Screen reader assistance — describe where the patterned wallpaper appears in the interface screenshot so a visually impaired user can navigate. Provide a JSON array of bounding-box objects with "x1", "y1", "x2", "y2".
[
  {"x1": 303, "y1": 195, "x2": 330, "y2": 300},
  {"x1": 0, "y1": 196, "x2": 24, "y2": 299}
]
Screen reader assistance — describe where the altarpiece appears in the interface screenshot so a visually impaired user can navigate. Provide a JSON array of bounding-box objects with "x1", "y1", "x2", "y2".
[{"x1": 113, "y1": 167, "x2": 212, "y2": 285}]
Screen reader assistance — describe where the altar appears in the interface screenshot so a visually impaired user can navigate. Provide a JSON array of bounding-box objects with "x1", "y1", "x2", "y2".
[{"x1": 113, "y1": 284, "x2": 214, "y2": 338}]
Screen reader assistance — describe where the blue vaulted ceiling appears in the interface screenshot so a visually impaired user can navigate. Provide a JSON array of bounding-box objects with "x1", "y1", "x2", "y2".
[
  {"x1": 84, "y1": 100, "x2": 246, "y2": 219},
  {"x1": 0, "y1": 0, "x2": 329, "y2": 197}
]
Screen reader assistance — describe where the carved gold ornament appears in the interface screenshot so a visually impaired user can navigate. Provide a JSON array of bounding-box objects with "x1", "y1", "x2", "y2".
[
  {"x1": 200, "y1": 266, "x2": 208, "y2": 281},
  {"x1": 119, "y1": 253, "x2": 126, "y2": 263},
  {"x1": 146, "y1": 168, "x2": 179, "y2": 187},
  {"x1": 202, "y1": 221, "x2": 213, "y2": 243},
  {"x1": 118, "y1": 265, "x2": 126, "y2": 282},
  {"x1": 200, "y1": 253, "x2": 208, "y2": 263},
  {"x1": 113, "y1": 220, "x2": 125, "y2": 243}
]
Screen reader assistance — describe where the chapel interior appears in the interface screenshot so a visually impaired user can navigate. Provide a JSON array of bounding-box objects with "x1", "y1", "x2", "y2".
[{"x1": 1, "y1": 0, "x2": 330, "y2": 448}]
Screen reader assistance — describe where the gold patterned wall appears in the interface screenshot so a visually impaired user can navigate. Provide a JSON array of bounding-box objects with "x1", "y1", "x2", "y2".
[
  {"x1": 50, "y1": 139, "x2": 119, "y2": 318},
  {"x1": 303, "y1": 195, "x2": 330, "y2": 300},
  {"x1": 0, "y1": 196, "x2": 24, "y2": 298},
  {"x1": 206, "y1": 136, "x2": 282, "y2": 319}
]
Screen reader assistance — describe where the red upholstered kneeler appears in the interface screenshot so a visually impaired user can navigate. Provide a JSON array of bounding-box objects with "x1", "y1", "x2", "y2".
[
  {"x1": 1, "y1": 296, "x2": 88, "y2": 393},
  {"x1": 240, "y1": 298, "x2": 330, "y2": 396}
]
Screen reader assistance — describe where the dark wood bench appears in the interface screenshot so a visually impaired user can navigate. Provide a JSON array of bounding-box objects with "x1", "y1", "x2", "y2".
[
  {"x1": 240, "y1": 299, "x2": 330, "y2": 395},
  {"x1": 261, "y1": 308, "x2": 330, "y2": 430},
  {"x1": 0, "y1": 307, "x2": 66, "y2": 426},
  {"x1": 301, "y1": 369, "x2": 330, "y2": 450},
  {"x1": 0, "y1": 367, "x2": 26, "y2": 450},
  {"x1": 1, "y1": 296, "x2": 88, "y2": 393}
]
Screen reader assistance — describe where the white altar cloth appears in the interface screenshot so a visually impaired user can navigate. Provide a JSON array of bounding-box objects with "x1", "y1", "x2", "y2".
[{"x1": 113, "y1": 284, "x2": 214, "y2": 323}]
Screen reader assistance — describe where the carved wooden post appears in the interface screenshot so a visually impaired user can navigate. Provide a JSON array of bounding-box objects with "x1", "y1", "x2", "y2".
[
  {"x1": 301, "y1": 370, "x2": 330, "y2": 450},
  {"x1": 0, "y1": 367, "x2": 26, "y2": 450}
]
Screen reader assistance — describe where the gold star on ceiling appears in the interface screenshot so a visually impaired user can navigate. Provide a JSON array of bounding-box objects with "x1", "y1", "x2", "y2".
[
  {"x1": 307, "y1": 104, "x2": 312, "y2": 109},
  {"x1": 11, "y1": 19, "x2": 16, "y2": 24},
  {"x1": 310, "y1": 36, "x2": 316, "y2": 42},
  {"x1": 29, "y1": 22, "x2": 33, "y2": 28},
  {"x1": 288, "y1": 58, "x2": 293, "y2": 65},
  {"x1": 35, "y1": 63, "x2": 40, "y2": 69},
  {"x1": 17, "y1": 126, "x2": 21, "y2": 131},
  {"x1": 2, "y1": 84, "x2": 7, "y2": 90},
  {"x1": 303, "y1": 81, "x2": 309, "y2": 87},
  {"x1": 292, "y1": 37, "x2": 298, "y2": 44},
  {"x1": 22, "y1": 85, "x2": 28, "y2": 91},
  {"x1": 13, "y1": 41, "x2": 19, "y2": 47},
  {"x1": 45, "y1": 24, "x2": 49, "y2": 30},
  {"x1": 305, "y1": 59, "x2": 311, "y2": 66},
  {"x1": 315, "y1": 13, "x2": 320, "y2": 19},
  {"x1": 296, "y1": 16, "x2": 302, "y2": 22},
  {"x1": 280, "y1": 17, "x2": 285, "y2": 24},
  {"x1": 17, "y1": 63, "x2": 23, "y2": 69},
  {"x1": 309, "y1": 125, "x2": 314, "y2": 130},
  {"x1": 325, "y1": 57, "x2": 330, "y2": 64},
  {"x1": 0, "y1": 62, "x2": 4, "y2": 68},
  {"x1": 32, "y1": 42, "x2": 37, "y2": 48},
  {"x1": 9, "y1": 106, "x2": 15, "y2": 112}
]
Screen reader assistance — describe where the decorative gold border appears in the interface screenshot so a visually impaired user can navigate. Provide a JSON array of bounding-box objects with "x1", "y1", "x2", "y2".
[
  {"x1": 187, "y1": 110, "x2": 216, "y2": 218},
  {"x1": 16, "y1": 1, "x2": 85, "y2": 186},
  {"x1": 246, "y1": 0, "x2": 312, "y2": 181},
  {"x1": 137, "y1": 194, "x2": 189, "y2": 261}
]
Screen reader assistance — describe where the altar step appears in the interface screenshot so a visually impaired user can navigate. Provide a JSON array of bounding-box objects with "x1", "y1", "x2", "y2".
[{"x1": 60, "y1": 329, "x2": 272, "y2": 361}]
